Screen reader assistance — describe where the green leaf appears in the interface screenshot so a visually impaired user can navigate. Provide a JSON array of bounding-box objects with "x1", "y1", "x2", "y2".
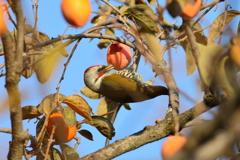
[
  {"x1": 22, "y1": 105, "x2": 42, "y2": 120},
  {"x1": 208, "y1": 10, "x2": 240, "y2": 45},
  {"x1": 83, "y1": 116, "x2": 115, "y2": 140},
  {"x1": 60, "y1": 106, "x2": 76, "y2": 127},
  {"x1": 125, "y1": 4, "x2": 158, "y2": 33},
  {"x1": 52, "y1": 148, "x2": 63, "y2": 160},
  {"x1": 60, "y1": 144, "x2": 80, "y2": 160},
  {"x1": 198, "y1": 44, "x2": 223, "y2": 89},
  {"x1": 78, "y1": 129, "x2": 94, "y2": 141}
]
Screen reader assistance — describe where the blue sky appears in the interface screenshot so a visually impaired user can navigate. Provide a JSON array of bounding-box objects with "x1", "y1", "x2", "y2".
[{"x1": 0, "y1": 0, "x2": 240, "y2": 160}]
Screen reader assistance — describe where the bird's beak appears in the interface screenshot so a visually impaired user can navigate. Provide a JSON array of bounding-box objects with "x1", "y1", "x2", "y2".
[{"x1": 103, "y1": 64, "x2": 115, "y2": 72}]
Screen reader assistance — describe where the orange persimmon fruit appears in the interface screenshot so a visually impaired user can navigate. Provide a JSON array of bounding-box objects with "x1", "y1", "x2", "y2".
[
  {"x1": 180, "y1": 0, "x2": 202, "y2": 20},
  {"x1": 47, "y1": 112, "x2": 76, "y2": 143},
  {"x1": 229, "y1": 37, "x2": 240, "y2": 67},
  {"x1": 61, "y1": 0, "x2": 91, "y2": 27},
  {"x1": 161, "y1": 135, "x2": 187, "y2": 159},
  {"x1": 0, "y1": 4, "x2": 6, "y2": 35},
  {"x1": 107, "y1": 41, "x2": 133, "y2": 70}
]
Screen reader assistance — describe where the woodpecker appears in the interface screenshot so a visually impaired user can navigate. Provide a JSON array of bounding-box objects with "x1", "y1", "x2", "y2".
[{"x1": 84, "y1": 65, "x2": 168, "y2": 103}]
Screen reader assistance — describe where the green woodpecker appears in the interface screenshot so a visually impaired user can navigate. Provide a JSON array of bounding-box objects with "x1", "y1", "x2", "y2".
[{"x1": 84, "y1": 65, "x2": 168, "y2": 103}]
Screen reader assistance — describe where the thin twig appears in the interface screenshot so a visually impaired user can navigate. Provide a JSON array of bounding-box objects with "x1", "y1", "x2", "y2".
[
  {"x1": 32, "y1": 1, "x2": 40, "y2": 45},
  {"x1": 56, "y1": 38, "x2": 81, "y2": 95},
  {"x1": 74, "y1": 137, "x2": 81, "y2": 150},
  {"x1": 0, "y1": 62, "x2": 5, "y2": 69},
  {"x1": 201, "y1": 0, "x2": 224, "y2": 10},
  {"x1": 4, "y1": 4, "x2": 17, "y2": 28},
  {"x1": 44, "y1": 125, "x2": 56, "y2": 160}
]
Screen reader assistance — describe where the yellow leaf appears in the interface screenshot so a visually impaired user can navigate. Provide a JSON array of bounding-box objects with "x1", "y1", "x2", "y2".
[{"x1": 198, "y1": 44, "x2": 223, "y2": 89}]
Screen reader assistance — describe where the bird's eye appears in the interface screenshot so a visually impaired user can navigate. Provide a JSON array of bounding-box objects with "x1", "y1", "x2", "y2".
[{"x1": 97, "y1": 67, "x2": 103, "y2": 72}]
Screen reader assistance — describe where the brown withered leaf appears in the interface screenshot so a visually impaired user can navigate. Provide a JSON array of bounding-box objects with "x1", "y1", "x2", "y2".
[
  {"x1": 21, "y1": 53, "x2": 35, "y2": 79},
  {"x1": 78, "y1": 129, "x2": 94, "y2": 141},
  {"x1": 22, "y1": 105, "x2": 42, "y2": 120},
  {"x1": 80, "y1": 85, "x2": 104, "y2": 99},
  {"x1": 62, "y1": 95, "x2": 92, "y2": 121},
  {"x1": 60, "y1": 106, "x2": 76, "y2": 127},
  {"x1": 216, "y1": 56, "x2": 238, "y2": 100},
  {"x1": 208, "y1": 10, "x2": 240, "y2": 45},
  {"x1": 97, "y1": 98, "x2": 118, "y2": 120},
  {"x1": 198, "y1": 44, "x2": 223, "y2": 90},
  {"x1": 60, "y1": 144, "x2": 80, "y2": 160},
  {"x1": 83, "y1": 116, "x2": 115, "y2": 140}
]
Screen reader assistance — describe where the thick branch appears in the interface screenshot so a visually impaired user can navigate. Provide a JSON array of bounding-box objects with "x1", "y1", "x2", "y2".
[
  {"x1": 79, "y1": 101, "x2": 213, "y2": 160},
  {"x1": 3, "y1": 1, "x2": 24, "y2": 160}
]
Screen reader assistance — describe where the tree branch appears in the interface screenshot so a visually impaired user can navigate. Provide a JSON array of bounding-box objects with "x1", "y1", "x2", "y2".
[
  {"x1": 79, "y1": 101, "x2": 214, "y2": 160},
  {"x1": 3, "y1": 1, "x2": 24, "y2": 159}
]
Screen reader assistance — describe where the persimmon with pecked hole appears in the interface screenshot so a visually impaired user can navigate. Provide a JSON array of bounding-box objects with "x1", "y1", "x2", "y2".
[
  {"x1": 47, "y1": 112, "x2": 76, "y2": 143},
  {"x1": 107, "y1": 42, "x2": 133, "y2": 70},
  {"x1": 161, "y1": 135, "x2": 187, "y2": 159},
  {"x1": 61, "y1": 0, "x2": 91, "y2": 27},
  {"x1": 180, "y1": 0, "x2": 202, "y2": 20}
]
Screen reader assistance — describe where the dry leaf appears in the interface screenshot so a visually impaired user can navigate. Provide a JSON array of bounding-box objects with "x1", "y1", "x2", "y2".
[
  {"x1": 78, "y1": 129, "x2": 94, "y2": 141},
  {"x1": 180, "y1": 40, "x2": 196, "y2": 76},
  {"x1": 97, "y1": 98, "x2": 118, "y2": 120},
  {"x1": 83, "y1": 116, "x2": 115, "y2": 140},
  {"x1": 208, "y1": 10, "x2": 240, "y2": 45},
  {"x1": 22, "y1": 105, "x2": 42, "y2": 120},
  {"x1": 62, "y1": 95, "x2": 92, "y2": 121},
  {"x1": 80, "y1": 85, "x2": 104, "y2": 99},
  {"x1": 123, "y1": 103, "x2": 131, "y2": 110}
]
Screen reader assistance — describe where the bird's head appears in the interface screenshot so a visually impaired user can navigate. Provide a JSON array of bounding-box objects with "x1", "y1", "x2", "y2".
[{"x1": 84, "y1": 65, "x2": 114, "y2": 92}]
